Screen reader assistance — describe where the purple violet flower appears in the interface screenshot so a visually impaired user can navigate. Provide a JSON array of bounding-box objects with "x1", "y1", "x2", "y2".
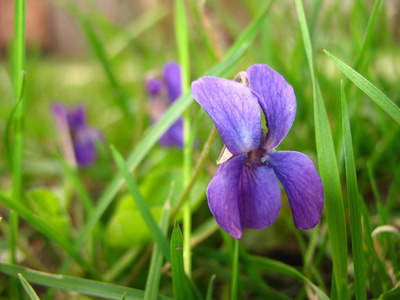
[
  {"x1": 192, "y1": 64, "x2": 324, "y2": 239},
  {"x1": 52, "y1": 103, "x2": 103, "y2": 168},
  {"x1": 146, "y1": 62, "x2": 184, "y2": 148}
]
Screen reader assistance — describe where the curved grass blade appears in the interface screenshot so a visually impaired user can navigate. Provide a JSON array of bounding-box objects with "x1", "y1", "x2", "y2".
[
  {"x1": 170, "y1": 222, "x2": 194, "y2": 300},
  {"x1": 325, "y1": 50, "x2": 400, "y2": 125},
  {"x1": 247, "y1": 255, "x2": 329, "y2": 300},
  {"x1": 111, "y1": 146, "x2": 170, "y2": 262},
  {"x1": 18, "y1": 274, "x2": 40, "y2": 300},
  {"x1": 295, "y1": 1, "x2": 348, "y2": 298},
  {"x1": 205, "y1": 275, "x2": 216, "y2": 300},
  {"x1": 341, "y1": 83, "x2": 367, "y2": 300},
  {"x1": 0, "y1": 263, "x2": 172, "y2": 300}
]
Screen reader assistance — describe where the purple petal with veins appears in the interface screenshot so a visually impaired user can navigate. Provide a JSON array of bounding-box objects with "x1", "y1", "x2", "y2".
[
  {"x1": 247, "y1": 64, "x2": 296, "y2": 150},
  {"x1": 267, "y1": 150, "x2": 324, "y2": 229},
  {"x1": 192, "y1": 77, "x2": 262, "y2": 155}
]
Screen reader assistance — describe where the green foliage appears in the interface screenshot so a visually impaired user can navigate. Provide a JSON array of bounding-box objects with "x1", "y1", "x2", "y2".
[
  {"x1": 27, "y1": 189, "x2": 72, "y2": 239},
  {"x1": 106, "y1": 194, "x2": 163, "y2": 247}
]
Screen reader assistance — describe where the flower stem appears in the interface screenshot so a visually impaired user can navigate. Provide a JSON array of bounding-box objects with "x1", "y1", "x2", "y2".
[{"x1": 231, "y1": 238, "x2": 240, "y2": 300}]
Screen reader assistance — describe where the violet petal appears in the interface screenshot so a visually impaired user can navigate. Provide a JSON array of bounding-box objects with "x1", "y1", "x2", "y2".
[
  {"x1": 164, "y1": 62, "x2": 182, "y2": 102},
  {"x1": 146, "y1": 78, "x2": 164, "y2": 97},
  {"x1": 72, "y1": 128, "x2": 100, "y2": 167},
  {"x1": 247, "y1": 64, "x2": 296, "y2": 149},
  {"x1": 159, "y1": 118, "x2": 184, "y2": 148},
  {"x1": 267, "y1": 151, "x2": 324, "y2": 229},
  {"x1": 239, "y1": 163, "x2": 281, "y2": 230},
  {"x1": 207, "y1": 154, "x2": 247, "y2": 239},
  {"x1": 67, "y1": 105, "x2": 87, "y2": 129},
  {"x1": 192, "y1": 77, "x2": 262, "y2": 155}
]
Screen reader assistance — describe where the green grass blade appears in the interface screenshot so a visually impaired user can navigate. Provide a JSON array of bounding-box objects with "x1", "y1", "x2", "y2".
[
  {"x1": 110, "y1": 146, "x2": 171, "y2": 261},
  {"x1": 170, "y1": 222, "x2": 194, "y2": 300},
  {"x1": 174, "y1": 0, "x2": 192, "y2": 277},
  {"x1": 295, "y1": 1, "x2": 348, "y2": 299},
  {"x1": 325, "y1": 50, "x2": 400, "y2": 125},
  {"x1": 18, "y1": 274, "x2": 40, "y2": 300},
  {"x1": 81, "y1": 19, "x2": 133, "y2": 122},
  {"x1": 247, "y1": 255, "x2": 329, "y2": 300},
  {"x1": 205, "y1": 275, "x2": 216, "y2": 300},
  {"x1": 175, "y1": 0, "x2": 190, "y2": 92},
  {"x1": 379, "y1": 286, "x2": 400, "y2": 300},
  {"x1": 353, "y1": 0, "x2": 383, "y2": 70},
  {"x1": 144, "y1": 201, "x2": 170, "y2": 300},
  {"x1": 341, "y1": 83, "x2": 367, "y2": 300},
  {"x1": 225, "y1": 0, "x2": 272, "y2": 58},
  {"x1": 0, "y1": 263, "x2": 172, "y2": 300},
  {"x1": 12, "y1": 0, "x2": 26, "y2": 199},
  {"x1": 107, "y1": 7, "x2": 168, "y2": 59}
]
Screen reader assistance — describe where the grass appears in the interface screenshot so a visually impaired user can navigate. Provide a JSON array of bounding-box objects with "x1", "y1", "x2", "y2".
[{"x1": 0, "y1": 0, "x2": 399, "y2": 299}]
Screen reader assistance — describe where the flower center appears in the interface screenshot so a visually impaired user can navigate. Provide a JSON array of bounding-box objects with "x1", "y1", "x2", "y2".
[{"x1": 247, "y1": 147, "x2": 268, "y2": 165}]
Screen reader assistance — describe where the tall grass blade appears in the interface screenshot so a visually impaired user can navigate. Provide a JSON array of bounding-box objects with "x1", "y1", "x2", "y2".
[
  {"x1": 170, "y1": 222, "x2": 194, "y2": 300},
  {"x1": 353, "y1": 0, "x2": 383, "y2": 71},
  {"x1": 0, "y1": 263, "x2": 172, "y2": 300},
  {"x1": 341, "y1": 83, "x2": 366, "y2": 300},
  {"x1": 325, "y1": 50, "x2": 400, "y2": 125},
  {"x1": 110, "y1": 146, "x2": 171, "y2": 261},
  {"x1": 12, "y1": 0, "x2": 26, "y2": 200},
  {"x1": 18, "y1": 274, "x2": 40, "y2": 300},
  {"x1": 144, "y1": 200, "x2": 170, "y2": 300},
  {"x1": 174, "y1": 0, "x2": 192, "y2": 276},
  {"x1": 205, "y1": 275, "x2": 216, "y2": 300},
  {"x1": 81, "y1": 19, "x2": 133, "y2": 122},
  {"x1": 295, "y1": 1, "x2": 348, "y2": 298}
]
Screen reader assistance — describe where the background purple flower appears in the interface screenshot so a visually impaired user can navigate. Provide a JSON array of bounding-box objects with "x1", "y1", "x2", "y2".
[
  {"x1": 52, "y1": 103, "x2": 103, "y2": 167},
  {"x1": 192, "y1": 64, "x2": 324, "y2": 239},
  {"x1": 146, "y1": 62, "x2": 184, "y2": 148}
]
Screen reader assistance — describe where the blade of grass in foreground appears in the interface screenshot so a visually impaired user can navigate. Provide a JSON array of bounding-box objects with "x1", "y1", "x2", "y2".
[
  {"x1": 341, "y1": 83, "x2": 366, "y2": 300},
  {"x1": 170, "y1": 223, "x2": 194, "y2": 300},
  {"x1": 325, "y1": 50, "x2": 400, "y2": 125},
  {"x1": 205, "y1": 275, "x2": 216, "y2": 300},
  {"x1": 295, "y1": 1, "x2": 348, "y2": 299},
  {"x1": 18, "y1": 274, "x2": 40, "y2": 300},
  {"x1": 144, "y1": 200, "x2": 170, "y2": 300},
  {"x1": 0, "y1": 263, "x2": 172, "y2": 300},
  {"x1": 111, "y1": 146, "x2": 171, "y2": 262}
]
